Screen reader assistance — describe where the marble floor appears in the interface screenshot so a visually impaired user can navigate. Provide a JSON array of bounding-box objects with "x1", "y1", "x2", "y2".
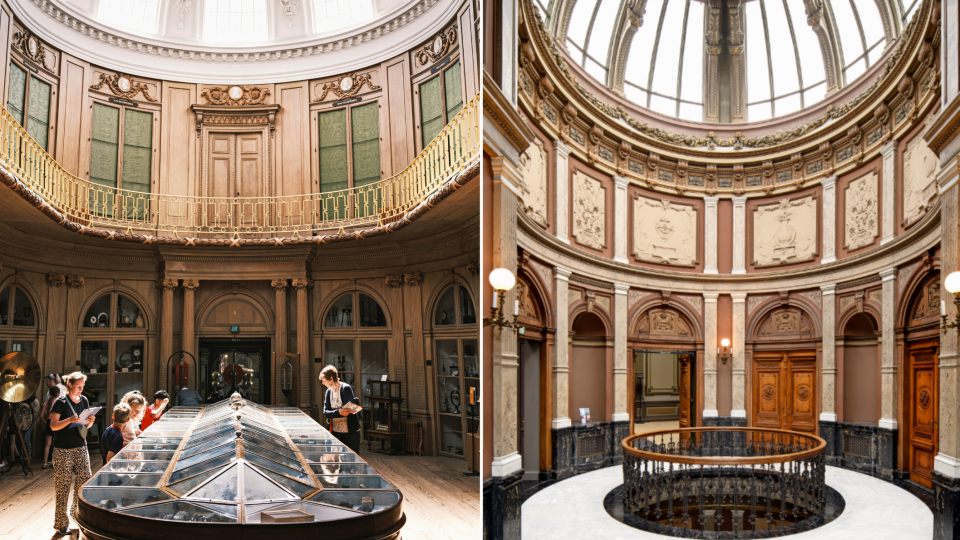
[{"x1": 521, "y1": 464, "x2": 932, "y2": 540}]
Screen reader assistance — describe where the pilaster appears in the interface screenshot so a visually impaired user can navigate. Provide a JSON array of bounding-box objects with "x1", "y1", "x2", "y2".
[
  {"x1": 272, "y1": 279, "x2": 288, "y2": 357},
  {"x1": 731, "y1": 197, "x2": 746, "y2": 274},
  {"x1": 821, "y1": 176, "x2": 837, "y2": 263},
  {"x1": 937, "y1": 169, "x2": 960, "y2": 478},
  {"x1": 553, "y1": 267, "x2": 571, "y2": 428},
  {"x1": 613, "y1": 176, "x2": 629, "y2": 264},
  {"x1": 293, "y1": 278, "x2": 312, "y2": 409},
  {"x1": 181, "y1": 280, "x2": 198, "y2": 374},
  {"x1": 613, "y1": 284, "x2": 629, "y2": 421},
  {"x1": 731, "y1": 293, "x2": 746, "y2": 416},
  {"x1": 703, "y1": 197, "x2": 718, "y2": 274},
  {"x1": 820, "y1": 284, "x2": 837, "y2": 422},
  {"x1": 879, "y1": 268, "x2": 897, "y2": 429},
  {"x1": 157, "y1": 278, "x2": 178, "y2": 393},
  {"x1": 703, "y1": 293, "x2": 719, "y2": 417},
  {"x1": 554, "y1": 141, "x2": 571, "y2": 244},
  {"x1": 880, "y1": 141, "x2": 897, "y2": 244}
]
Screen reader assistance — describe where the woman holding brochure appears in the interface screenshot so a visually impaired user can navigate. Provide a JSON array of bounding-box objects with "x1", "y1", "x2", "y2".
[
  {"x1": 48, "y1": 372, "x2": 97, "y2": 535},
  {"x1": 320, "y1": 366, "x2": 363, "y2": 453}
]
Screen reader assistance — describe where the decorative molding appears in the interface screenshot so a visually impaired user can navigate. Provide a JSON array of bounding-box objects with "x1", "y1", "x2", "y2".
[
  {"x1": 173, "y1": 0, "x2": 193, "y2": 29},
  {"x1": 632, "y1": 196, "x2": 698, "y2": 267},
  {"x1": 571, "y1": 171, "x2": 606, "y2": 251},
  {"x1": 569, "y1": 274, "x2": 613, "y2": 290},
  {"x1": 271, "y1": 279, "x2": 288, "y2": 291},
  {"x1": 799, "y1": 290, "x2": 821, "y2": 308},
  {"x1": 385, "y1": 275, "x2": 403, "y2": 288},
  {"x1": 844, "y1": 171, "x2": 879, "y2": 251},
  {"x1": 528, "y1": 259, "x2": 553, "y2": 289},
  {"x1": 403, "y1": 272, "x2": 423, "y2": 286},
  {"x1": 291, "y1": 278, "x2": 311, "y2": 290},
  {"x1": 747, "y1": 295, "x2": 771, "y2": 315},
  {"x1": 67, "y1": 275, "x2": 84, "y2": 288},
  {"x1": 629, "y1": 290, "x2": 653, "y2": 308},
  {"x1": 519, "y1": 139, "x2": 549, "y2": 227},
  {"x1": 12, "y1": 29, "x2": 51, "y2": 70},
  {"x1": 898, "y1": 260, "x2": 922, "y2": 293},
  {"x1": 468, "y1": 258, "x2": 480, "y2": 276},
  {"x1": 902, "y1": 128, "x2": 940, "y2": 228},
  {"x1": 182, "y1": 279, "x2": 200, "y2": 291},
  {"x1": 312, "y1": 72, "x2": 381, "y2": 103},
  {"x1": 279, "y1": 0, "x2": 299, "y2": 28},
  {"x1": 868, "y1": 289, "x2": 883, "y2": 303},
  {"x1": 46, "y1": 273, "x2": 65, "y2": 287},
  {"x1": 753, "y1": 195, "x2": 818, "y2": 267},
  {"x1": 568, "y1": 289, "x2": 581, "y2": 306},
  {"x1": 157, "y1": 278, "x2": 178, "y2": 291},
  {"x1": 89, "y1": 72, "x2": 158, "y2": 103},
  {"x1": 416, "y1": 26, "x2": 458, "y2": 65},
  {"x1": 595, "y1": 296, "x2": 610, "y2": 312},
  {"x1": 678, "y1": 295, "x2": 702, "y2": 315},
  {"x1": 839, "y1": 295, "x2": 856, "y2": 312},
  {"x1": 201, "y1": 86, "x2": 271, "y2": 106}
]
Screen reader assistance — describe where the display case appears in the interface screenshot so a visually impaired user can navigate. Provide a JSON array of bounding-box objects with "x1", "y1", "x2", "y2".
[
  {"x1": 365, "y1": 381, "x2": 404, "y2": 455},
  {"x1": 77, "y1": 396, "x2": 404, "y2": 540},
  {"x1": 435, "y1": 338, "x2": 478, "y2": 457}
]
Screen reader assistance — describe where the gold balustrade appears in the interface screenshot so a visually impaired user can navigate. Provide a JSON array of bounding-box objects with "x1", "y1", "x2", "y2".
[{"x1": 0, "y1": 92, "x2": 480, "y2": 238}]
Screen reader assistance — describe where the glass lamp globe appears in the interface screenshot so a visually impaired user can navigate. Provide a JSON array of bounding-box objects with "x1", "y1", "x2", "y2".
[
  {"x1": 946, "y1": 272, "x2": 960, "y2": 294},
  {"x1": 489, "y1": 268, "x2": 516, "y2": 291},
  {"x1": 721, "y1": 338, "x2": 730, "y2": 348}
]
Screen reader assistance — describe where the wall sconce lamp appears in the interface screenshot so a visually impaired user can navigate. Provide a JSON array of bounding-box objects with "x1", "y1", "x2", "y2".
[
  {"x1": 941, "y1": 272, "x2": 960, "y2": 334},
  {"x1": 483, "y1": 268, "x2": 521, "y2": 330},
  {"x1": 718, "y1": 338, "x2": 731, "y2": 365}
]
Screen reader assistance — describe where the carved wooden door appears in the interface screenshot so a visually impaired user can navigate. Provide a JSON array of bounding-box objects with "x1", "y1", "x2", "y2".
[
  {"x1": 206, "y1": 132, "x2": 263, "y2": 228},
  {"x1": 678, "y1": 355, "x2": 691, "y2": 429},
  {"x1": 752, "y1": 350, "x2": 817, "y2": 433},
  {"x1": 907, "y1": 341, "x2": 938, "y2": 488},
  {"x1": 784, "y1": 351, "x2": 818, "y2": 434},
  {"x1": 753, "y1": 352, "x2": 785, "y2": 431}
]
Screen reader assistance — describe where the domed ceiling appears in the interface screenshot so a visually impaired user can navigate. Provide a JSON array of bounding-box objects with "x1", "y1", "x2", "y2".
[{"x1": 534, "y1": 0, "x2": 920, "y2": 123}]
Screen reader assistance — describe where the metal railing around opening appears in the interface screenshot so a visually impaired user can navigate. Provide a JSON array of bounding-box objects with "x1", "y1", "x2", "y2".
[
  {"x1": 621, "y1": 428, "x2": 826, "y2": 538},
  {"x1": 0, "y1": 93, "x2": 479, "y2": 238}
]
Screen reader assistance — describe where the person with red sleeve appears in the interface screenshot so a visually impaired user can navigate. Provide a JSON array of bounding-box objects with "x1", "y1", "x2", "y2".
[{"x1": 140, "y1": 390, "x2": 169, "y2": 431}]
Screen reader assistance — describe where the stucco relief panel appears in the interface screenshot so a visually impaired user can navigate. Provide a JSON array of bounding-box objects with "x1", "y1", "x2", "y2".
[
  {"x1": 902, "y1": 133, "x2": 940, "y2": 228},
  {"x1": 632, "y1": 196, "x2": 698, "y2": 267},
  {"x1": 753, "y1": 196, "x2": 818, "y2": 267},
  {"x1": 572, "y1": 171, "x2": 606, "y2": 250},
  {"x1": 844, "y1": 172, "x2": 879, "y2": 251},
  {"x1": 519, "y1": 138, "x2": 549, "y2": 227}
]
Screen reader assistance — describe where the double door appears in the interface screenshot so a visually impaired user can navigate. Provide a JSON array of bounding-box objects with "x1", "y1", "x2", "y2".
[
  {"x1": 906, "y1": 340, "x2": 938, "y2": 488},
  {"x1": 752, "y1": 350, "x2": 817, "y2": 433},
  {"x1": 206, "y1": 131, "x2": 265, "y2": 228}
]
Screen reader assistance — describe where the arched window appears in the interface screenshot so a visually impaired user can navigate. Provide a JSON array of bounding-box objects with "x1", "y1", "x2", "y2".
[
  {"x1": 98, "y1": 0, "x2": 161, "y2": 35},
  {"x1": 0, "y1": 284, "x2": 37, "y2": 356},
  {"x1": 432, "y1": 283, "x2": 478, "y2": 457},
  {"x1": 203, "y1": 0, "x2": 268, "y2": 43},
  {"x1": 323, "y1": 292, "x2": 387, "y2": 329}
]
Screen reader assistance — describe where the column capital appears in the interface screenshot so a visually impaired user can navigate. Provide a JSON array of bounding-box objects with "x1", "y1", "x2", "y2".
[
  {"x1": 47, "y1": 273, "x2": 66, "y2": 287},
  {"x1": 156, "y1": 278, "x2": 178, "y2": 291},
  {"x1": 489, "y1": 156, "x2": 523, "y2": 196},
  {"x1": 821, "y1": 175, "x2": 838, "y2": 189},
  {"x1": 938, "y1": 156, "x2": 960, "y2": 192},
  {"x1": 820, "y1": 284, "x2": 837, "y2": 294},
  {"x1": 554, "y1": 140, "x2": 572, "y2": 158},
  {"x1": 554, "y1": 267, "x2": 572, "y2": 280},
  {"x1": 271, "y1": 279, "x2": 289, "y2": 291},
  {"x1": 614, "y1": 283, "x2": 630, "y2": 294},
  {"x1": 67, "y1": 275, "x2": 85, "y2": 288},
  {"x1": 703, "y1": 196, "x2": 719, "y2": 206},
  {"x1": 880, "y1": 267, "x2": 897, "y2": 281},
  {"x1": 614, "y1": 175, "x2": 629, "y2": 188},
  {"x1": 182, "y1": 279, "x2": 200, "y2": 291},
  {"x1": 703, "y1": 293, "x2": 719, "y2": 302},
  {"x1": 292, "y1": 278, "x2": 312, "y2": 290},
  {"x1": 731, "y1": 293, "x2": 746, "y2": 302},
  {"x1": 731, "y1": 196, "x2": 747, "y2": 206},
  {"x1": 880, "y1": 140, "x2": 897, "y2": 158}
]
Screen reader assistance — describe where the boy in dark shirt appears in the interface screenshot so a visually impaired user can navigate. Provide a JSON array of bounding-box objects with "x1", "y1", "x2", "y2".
[{"x1": 101, "y1": 403, "x2": 130, "y2": 463}]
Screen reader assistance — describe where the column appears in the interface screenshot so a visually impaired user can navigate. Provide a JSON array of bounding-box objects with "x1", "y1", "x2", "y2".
[
  {"x1": 732, "y1": 197, "x2": 746, "y2": 274},
  {"x1": 703, "y1": 197, "x2": 718, "y2": 274},
  {"x1": 821, "y1": 176, "x2": 837, "y2": 263},
  {"x1": 64, "y1": 276, "x2": 84, "y2": 377},
  {"x1": 489, "y1": 157, "x2": 521, "y2": 478},
  {"x1": 554, "y1": 141, "x2": 571, "y2": 244},
  {"x1": 612, "y1": 284, "x2": 630, "y2": 421},
  {"x1": 820, "y1": 285, "x2": 837, "y2": 421},
  {"x1": 936, "y1": 162, "x2": 960, "y2": 480},
  {"x1": 703, "y1": 293, "x2": 719, "y2": 417},
  {"x1": 613, "y1": 177, "x2": 629, "y2": 264},
  {"x1": 552, "y1": 267, "x2": 571, "y2": 428},
  {"x1": 879, "y1": 268, "x2": 897, "y2": 430},
  {"x1": 730, "y1": 293, "x2": 746, "y2": 417},
  {"x1": 182, "y1": 279, "x2": 198, "y2": 369},
  {"x1": 157, "y1": 278, "x2": 178, "y2": 393},
  {"x1": 293, "y1": 278, "x2": 312, "y2": 410},
  {"x1": 272, "y1": 279, "x2": 288, "y2": 356},
  {"x1": 880, "y1": 142, "x2": 897, "y2": 244}
]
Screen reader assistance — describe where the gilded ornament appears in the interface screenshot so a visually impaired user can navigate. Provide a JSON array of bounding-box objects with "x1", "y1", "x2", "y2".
[
  {"x1": 416, "y1": 27, "x2": 458, "y2": 65},
  {"x1": 90, "y1": 72, "x2": 159, "y2": 103},
  {"x1": 313, "y1": 73, "x2": 381, "y2": 103},
  {"x1": 13, "y1": 30, "x2": 51, "y2": 70},
  {"x1": 847, "y1": 124, "x2": 861, "y2": 144},
  {"x1": 201, "y1": 85, "x2": 270, "y2": 106},
  {"x1": 899, "y1": 74, "x2": 914, "y2": 98}
]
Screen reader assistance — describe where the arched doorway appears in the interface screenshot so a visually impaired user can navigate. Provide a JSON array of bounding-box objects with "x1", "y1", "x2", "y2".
[
  {"x1": 899, "y1": 269, "x2": 940, "y2": 488},
  {"x1": 747, "y1": 301, "x2": 820, "y2": 434},
  {"x1": 570, "y1": 311, "x2": 609, "y2": 423},
  {"x1": 515, "y1": 273, "x2": 552, "y2": 480},
  {"x1": 840, "y1": 312, "x2": 880, "y2": 424}
]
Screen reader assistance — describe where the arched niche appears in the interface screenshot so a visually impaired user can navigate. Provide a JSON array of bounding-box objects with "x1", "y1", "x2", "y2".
[
  {"x1": 569, "y1": 311, "x2": 609, "y2": 422},
  {"x1": 840, "y1": 312, "x2": 880, "y2": 424},
  {"x1": 196, "y1": 287, "x2": 275, "y2": 336}
]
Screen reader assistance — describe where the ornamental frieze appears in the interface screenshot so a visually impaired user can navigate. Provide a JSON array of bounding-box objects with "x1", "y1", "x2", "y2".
[
  {"x1": 201, "y1": 85, "x2": 271, "y2": 106},
  {"x1": 90, "y1": 71, "x2": 159, "y2": 103},
  {"x1": 312, "y1": 72, "x2": 381, "y2": 103},
  {"x1": 753, "y1": 196, "x2": 818, "y2": 267},
  {"x1": 12, "y1": 29, "x2": 54, "y2": 72},
  {"x1": 844, "y1": 171, "x2": 879, "y2": 251}
]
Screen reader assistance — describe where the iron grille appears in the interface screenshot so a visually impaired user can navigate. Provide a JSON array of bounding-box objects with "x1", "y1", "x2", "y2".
[{"x1": 578, "y1": 434, "x2": 606, "y2": 457}]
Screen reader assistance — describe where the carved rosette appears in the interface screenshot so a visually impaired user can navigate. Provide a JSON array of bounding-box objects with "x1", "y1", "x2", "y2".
[
  {"x1": 90, "y1": 72, "x2": 159, "y2": 103},
  {"x1": 416, "y1": 27, "x2": 458, "y2": 65},
  {"x1": 67, "y1": 275, "x2": 85, "y2": 289},
  {"x1": 201, "y1": 86, "x2": 271, "y2": 106},
  {"x1": 385, "y1": 275, "x2": 403, "y2": 288},
  {"x1": 403, "y1": 272, "x2": 423, "y2": 286},
  {"x1": 312, "y1": 73, "x2": 381, "y2": 103},
  {"x1": 46, "y1": 273, "x2": 66, "y2": 287}
]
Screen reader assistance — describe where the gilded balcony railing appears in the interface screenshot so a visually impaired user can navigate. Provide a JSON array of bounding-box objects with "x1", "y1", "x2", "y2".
[{"x1": 0, "y1": 92, "x2": 479, "y2": 238}]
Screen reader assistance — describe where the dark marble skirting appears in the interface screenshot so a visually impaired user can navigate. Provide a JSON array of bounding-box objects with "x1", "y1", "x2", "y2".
[
  {"x1": 550, "y1": 420, "x2": 629, "y2": 481},
  {"x1": 818, "y1": 421, "x2": 898, "y2": 480},
  {"x1": 933, "y1": 470, "x2": 960, "y2": 540},
  {"x1": 483, "y1": 470, "x2": 522, "y2": 540}
]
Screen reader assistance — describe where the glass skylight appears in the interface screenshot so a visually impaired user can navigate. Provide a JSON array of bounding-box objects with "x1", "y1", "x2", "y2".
[
  {"x1": 97, "y1": 0, "x2": 161, "y2": 35},
  {"x1": 313, "y1": 0, "x2": 375, "y2": 33},
  {"x1": 203, "y1": 0, "x2": 269, "y2": 43}
]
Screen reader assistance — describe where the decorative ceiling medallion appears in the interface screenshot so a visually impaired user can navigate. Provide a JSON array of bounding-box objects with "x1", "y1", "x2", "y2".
[
  {"x1": 12, "y1": 30, "x2": 51, "y2": 71},
  {"x1": 89, "y1": 72, "x2": 158, "y2": 103},
  {"x1": 312, "y1": 72, "x2": 381, "y2": 103},
  {"x1": 201, "y1": 86, "x2": 271, "y2": 106},
  {"x1": 416, "y1": 27, "x2": 458, "y2": 65}
]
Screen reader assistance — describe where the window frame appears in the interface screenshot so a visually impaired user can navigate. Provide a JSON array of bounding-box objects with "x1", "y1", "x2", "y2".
[
  {"x1": 320, "y1": 290, "x2": 391, "y2": 332},
  {"x1": 0, "y1": 283, "x2": 39, "y2": 357},
  {"x1": 311, "y1": 96, "x2": 384, "y2": 194},
  {"x1": 412, "y1": 47, "x2": 464, "y2": 155},
  {"x1": 6, "y1": 54, "x2": 57, "y2": 152},
  {"x1": 87, "y1": 95, "x2": 160, "y2": 195}
]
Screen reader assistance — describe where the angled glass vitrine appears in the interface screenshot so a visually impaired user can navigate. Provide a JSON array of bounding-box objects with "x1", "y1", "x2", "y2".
[{"x1": 78, "y1": 395, "x2": 404, "y2": 540}]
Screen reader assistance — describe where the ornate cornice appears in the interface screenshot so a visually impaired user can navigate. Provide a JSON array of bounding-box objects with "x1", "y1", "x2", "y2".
[{"x1": 483, "y1": 69, "x2": 536, "y2": 158}]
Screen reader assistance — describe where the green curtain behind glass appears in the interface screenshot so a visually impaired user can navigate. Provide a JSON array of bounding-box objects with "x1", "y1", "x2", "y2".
[
  {"x1": 90, "y1": 103, "x2": 119, "y2": 218},
  {"x1": 444, "y1": 61, "x2": 463, "y2": 120},
  {"x1": 27, "y1": 76, "x2": 50, "y2": 151},
  {"x1": 121, "y1": 109, "x2": 152, "y2": 220},
  {"x1": 319, "y1": 108, "x2": 348, "y2": 220},
  {"x1": 351, "y1": 102, "x2": 381, "y2": 219},
  {"x1": 6, "y1": 63, "x2": 25, "y2": 126},
  {"x1": 419, "y1": 76, "x2": 443, "y2": 149}
]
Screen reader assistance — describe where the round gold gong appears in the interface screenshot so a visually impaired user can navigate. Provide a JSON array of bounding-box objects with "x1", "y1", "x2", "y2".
[{"x1": 0, "y1": 352, "x2": 41, "y2": 403}]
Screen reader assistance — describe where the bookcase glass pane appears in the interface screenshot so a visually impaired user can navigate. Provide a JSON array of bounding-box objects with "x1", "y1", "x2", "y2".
[
  {"x1": 84, "y1": 294, "x2": 112, "y2": 328},
  {"x1": 324, "y1": 340, "x2": 354, "y2": 386},
  {"x1": 462, "y1": 339, "x2": 478, "y2": 377},
  {"x1": 12, "y1": 287, "x2": 35, "y2": 326},
  {"x1": 436, "y1": 340, "x2": 458, "y2": 376},
  {"x1": 359, "y1": 341, "x2": 387, "y2": 373},
  {"x1": 11, "y1": 341, "x2": 32, "y2": 355},
  {"x1": 0, "y1": 286, "x2": 8, "y2": 325},
  {"x1": 439, "y1": 415, "x2": 463, "y2": 456},
  {"x1": 434, "y1": 286, "x2": 456, "y2": 326},
  {"x1": 357, "y1": 294, "x2": 386, "y2": 327},
  {"x1": 81, "y1": 341, "x2": 110, "y2": 375},
  {"x1": 324, "y1": 294, "x2": 353, "y2": 328},
  {"x1": 116, "y1": 340, "x2": 144, "y2": 373},
  {"x1": 438, "y1": 376, "x2": 460, "y2": 415},
  {"x1": 118, "y1": 296, "x2": 144, "y2": 329},
  {"x1": 459, "y1": 286, "x2": 476, "y2": 325}
]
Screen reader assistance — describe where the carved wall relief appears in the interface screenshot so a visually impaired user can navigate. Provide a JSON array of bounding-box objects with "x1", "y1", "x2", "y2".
[
  {"x1": 90, "y1": 71, "x2": 159, "y2": 103},
  {"x1": 844, "y1": 171, "x2": 878, "y2": 251},
  {"x1": 516, "y1": 280, "x2": 543, "y2": 325},
  {"x1": 756, "y1": 307, "x2": 814, "y2": 338},
  {"x1": 12, "y1": 29, "x2": 55, "y2": 72},
  {"x1": 571, "y1": 171, "x2": 606, "y2": 250},
  {"x1": 902, "y1": 132, "x2": 940, "y2": 228},
  {"x1": 910, "y1": 275, "x2": 941, "y2": 321},
  {"x1": 519, "y1": 139, "x2": 549, "y2": 227},
  {"x1": 753, "y1": 195, "x2": 818, "y2": 267},
  {"x1": 311, "y1": 72, "x2": 381, "y2": 103},
  {"x1": 636, "y1": 308, "x2": 693, "y2": 337},
  {"x1": 632, "y1": 196, "x2": 698, "y2": 266},
  {"x1": 201, "y1": 86, "x2": 271, "y2": 106}
]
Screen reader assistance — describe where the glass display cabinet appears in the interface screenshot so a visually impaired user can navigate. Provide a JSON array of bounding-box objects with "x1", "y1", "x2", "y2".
[
  {"x1": 77, "y1": 395, "x2": 404, "y2": 540},
  {"x1": 435, "y1": 338, "x2": 478, "y2": 458},
  {"x1": 365, "y1": 381, "x2": 404, "y2": 455}
]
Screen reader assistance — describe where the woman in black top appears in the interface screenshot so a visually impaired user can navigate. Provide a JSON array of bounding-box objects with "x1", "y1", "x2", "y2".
[
  {"x1": 48, "y1": 372, "x2": 96, "y2": 535},
  {"x1": 320, "y1": 366, "x2": 363, "y2": 453}
]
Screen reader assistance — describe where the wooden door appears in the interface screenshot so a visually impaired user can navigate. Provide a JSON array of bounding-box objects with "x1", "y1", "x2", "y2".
[
  {"x1": 907, "y1": 342, "x2": 938, "y2": 488},
  {"x1": 208, "y1": 133, "x2": 235, "y2": 226},
  {"x1": 678, "y1": 355, "x2": 691, "y2": 429},
  {"x1": 752, "y1": 350, "x2": 817, "y2": 433},
  {"x1": 206, "y1": 132, "x2": 264, "y2": 228}
]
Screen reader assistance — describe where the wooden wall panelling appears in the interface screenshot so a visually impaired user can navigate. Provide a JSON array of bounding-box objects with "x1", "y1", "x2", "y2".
[
  {"x1": 381, "y1": 54, "x2": 414, "y2": 177},
  {"x1": 159, "y1": 82, "x2": 197, "y2": 200},
  {"x1": 0, "y1": 4, "x2": 12, "y2": 105},
  {"x1": 54, "y1": 53, "x2": 90, "y2": 177},
  {"x1": 275, "y1": 81, "x2": 311, "y2": 197},
  {"x1": 456, "y1": 1, "x2": 480, "y2": 100},
  {"x1": 43, "y1": 273, "x2": 63, "y2": 376}
]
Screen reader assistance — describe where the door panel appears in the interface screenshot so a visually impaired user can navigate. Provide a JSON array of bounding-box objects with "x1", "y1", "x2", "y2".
[
  {"x1": 753, "y1": 354, "x2": 784, "y2": 430},
  {"x1": 787, "y1": 354, "x2": 817, "y2": 433},
  {"x1": 908, "y1": 344, "x2": 938, "y2": 488},
  {"x1": 752, "y1": 351, "x2": 817, "y2": 433},
  {"x1": 678, "y1": 355, "x2": 691, "y2": 429}
]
